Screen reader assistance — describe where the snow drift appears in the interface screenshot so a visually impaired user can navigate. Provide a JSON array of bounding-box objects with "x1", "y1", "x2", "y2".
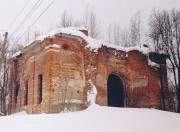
[{"x1": 0, "y1": 104, "x2": 180, "y2": 132}]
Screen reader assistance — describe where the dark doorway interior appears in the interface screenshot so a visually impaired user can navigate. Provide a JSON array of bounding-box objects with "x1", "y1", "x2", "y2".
[{"x1": 107, "y1": 74, "x2": 124, "y2": 107}]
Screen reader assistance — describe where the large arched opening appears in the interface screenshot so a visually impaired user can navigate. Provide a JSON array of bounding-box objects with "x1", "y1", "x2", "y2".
[{"x1": 107, "y1": 74, "x2": 125, "y2": 107}]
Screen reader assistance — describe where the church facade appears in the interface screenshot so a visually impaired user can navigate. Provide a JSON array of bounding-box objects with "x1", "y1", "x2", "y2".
[{"x1": 8, "y1": 27, "x2": 169, "y2": 114}]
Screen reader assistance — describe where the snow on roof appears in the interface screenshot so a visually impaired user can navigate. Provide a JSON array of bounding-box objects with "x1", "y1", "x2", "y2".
[
  {"x1": 34, "y1": 27, "x2": 150, "y2": 54},
  {"x1": 11, "y1": 51, "x2": 21, "y2": 58},
  {"x1": 1, "y1": 104, "x2": 180, "y2": 132},
  {"x1": 36, "y1": 27, "x2": 88, "y2": 41},
  {"x1": 12, "y1": 27, "x2": 149, "y2": 58}
]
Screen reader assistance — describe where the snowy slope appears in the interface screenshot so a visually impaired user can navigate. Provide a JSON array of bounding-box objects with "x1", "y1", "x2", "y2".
[{"x1": 0, "y1": 104, "x2": 180, "y2": 132}]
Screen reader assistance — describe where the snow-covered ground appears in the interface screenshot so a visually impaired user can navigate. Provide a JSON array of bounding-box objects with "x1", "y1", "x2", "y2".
[{"x1": 0, "y1": 104, "x2": 180, "y2": 132}]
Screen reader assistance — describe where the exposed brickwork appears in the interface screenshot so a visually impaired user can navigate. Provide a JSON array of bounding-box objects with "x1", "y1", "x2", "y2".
[{"x1": 8, "y1": 31, "x2": 169, "y2": 114}]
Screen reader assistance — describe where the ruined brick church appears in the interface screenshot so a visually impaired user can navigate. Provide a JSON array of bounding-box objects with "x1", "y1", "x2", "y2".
[{"x1": 8, "y1": 27, "x2": 169, "y2": 114}]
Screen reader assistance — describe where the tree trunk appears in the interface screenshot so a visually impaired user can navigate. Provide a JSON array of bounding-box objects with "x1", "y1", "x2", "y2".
[
  {"x1": 160, "y1": 65, "x2": 166, "y2": 110},
  {"x1": 177, "y1": 86, "x2": 180, "y2": 113}
]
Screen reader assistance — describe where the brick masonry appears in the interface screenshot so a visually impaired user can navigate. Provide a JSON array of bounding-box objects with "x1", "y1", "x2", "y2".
[{"x1": 8, "y1": 31, "x2": 169, "y2": 114}]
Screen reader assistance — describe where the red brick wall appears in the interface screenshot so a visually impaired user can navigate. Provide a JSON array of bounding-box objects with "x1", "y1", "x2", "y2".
[{"x1": 8, "y1": 35, "x2": 169, "y2": 114}]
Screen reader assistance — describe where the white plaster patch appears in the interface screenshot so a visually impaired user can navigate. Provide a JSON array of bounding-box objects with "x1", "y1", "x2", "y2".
[
  {"x1": 45, "y1": 44, "x2": 61, "y2": 49},
  {"x1": 45, "y1": 49, "x2": 60, "y2": 53}
]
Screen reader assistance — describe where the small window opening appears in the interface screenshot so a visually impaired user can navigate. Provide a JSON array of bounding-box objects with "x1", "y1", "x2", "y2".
[
  {"x1": 15, "y1": 83, "x2": 19, "y2": 105},
  {"x1": 38, "y1": 74, "x2": 43, "y2": 104},
  {"x1": 62, "y1": 44, "x2": 68, "y2": 49},
  {"x1": 25, "y1": 81, "x2": 28, "y2": 106}
]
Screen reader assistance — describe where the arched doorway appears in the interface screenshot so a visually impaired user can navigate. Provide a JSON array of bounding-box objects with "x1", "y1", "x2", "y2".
[{"x1": 107, "y1": 74, "x2": 125, "y2": 107}]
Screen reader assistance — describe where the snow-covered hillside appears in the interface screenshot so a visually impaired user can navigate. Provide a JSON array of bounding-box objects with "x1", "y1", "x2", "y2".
[{"x1": 0, "y1": 104, "x2": 180, "y2": 132}]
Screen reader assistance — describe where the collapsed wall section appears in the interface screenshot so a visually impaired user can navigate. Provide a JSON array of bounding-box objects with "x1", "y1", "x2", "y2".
[{"x1": 86, "y1": 47, "x2": 168, "y2": 109}]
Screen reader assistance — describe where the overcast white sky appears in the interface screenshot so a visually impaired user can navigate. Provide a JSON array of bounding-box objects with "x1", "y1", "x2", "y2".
[{"x1": 0, "y1": 0, "x2": 179, "y2": 40}]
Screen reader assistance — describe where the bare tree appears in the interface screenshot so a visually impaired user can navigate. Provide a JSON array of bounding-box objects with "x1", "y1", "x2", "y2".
[
  {"x1": 113, "y1": 24, "x2": 121, "y2": 46},
  {"x1": 148, "y1": 8, "x2": 180, "y2": 112},
  {"x1": 82, "y1": 6, "x2": 100, "y2": 39},
  {"x1": 107, "y1": 23, "x2": 112, "y2": 44},
  {"x1": 83, "y1": 6, "x2": 90, "y2": 28},
  {"x1": 89, "y1": 10, "x2": 99, "y2": 38},
  {"x1": 129, "y1": 11, "x2": 142, "y2": 47},
  {"x1": 120, "y1": 28, "x2": 130, "y2": 47},
  {"x1": 54, "y1": 7, "x2": 101, "y2": 38},
  {"x1": 0, "y1": 33, "x2": 8, "y2": 71},
  {"x1": 73, "y1": 19, "x2": 82, "y2": 27},
  {"x1": 0, "y1": 33, "x2": 23, "y2": 116},
  {"x1": 59, "y1": 10, "x2": 74, "y2": 28},
  {"x1": 33, "y1": 30, "x2": 42, "y2": 40},
  {"x1": 24, "y1": 30, "x2": 31, "y2": 44},
  {"x1": 0, "y1": 32, "x2": 8, "y2": 115},
  {"x1": 107, "y1": 22, "x2": 131, "y2": 47}
]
